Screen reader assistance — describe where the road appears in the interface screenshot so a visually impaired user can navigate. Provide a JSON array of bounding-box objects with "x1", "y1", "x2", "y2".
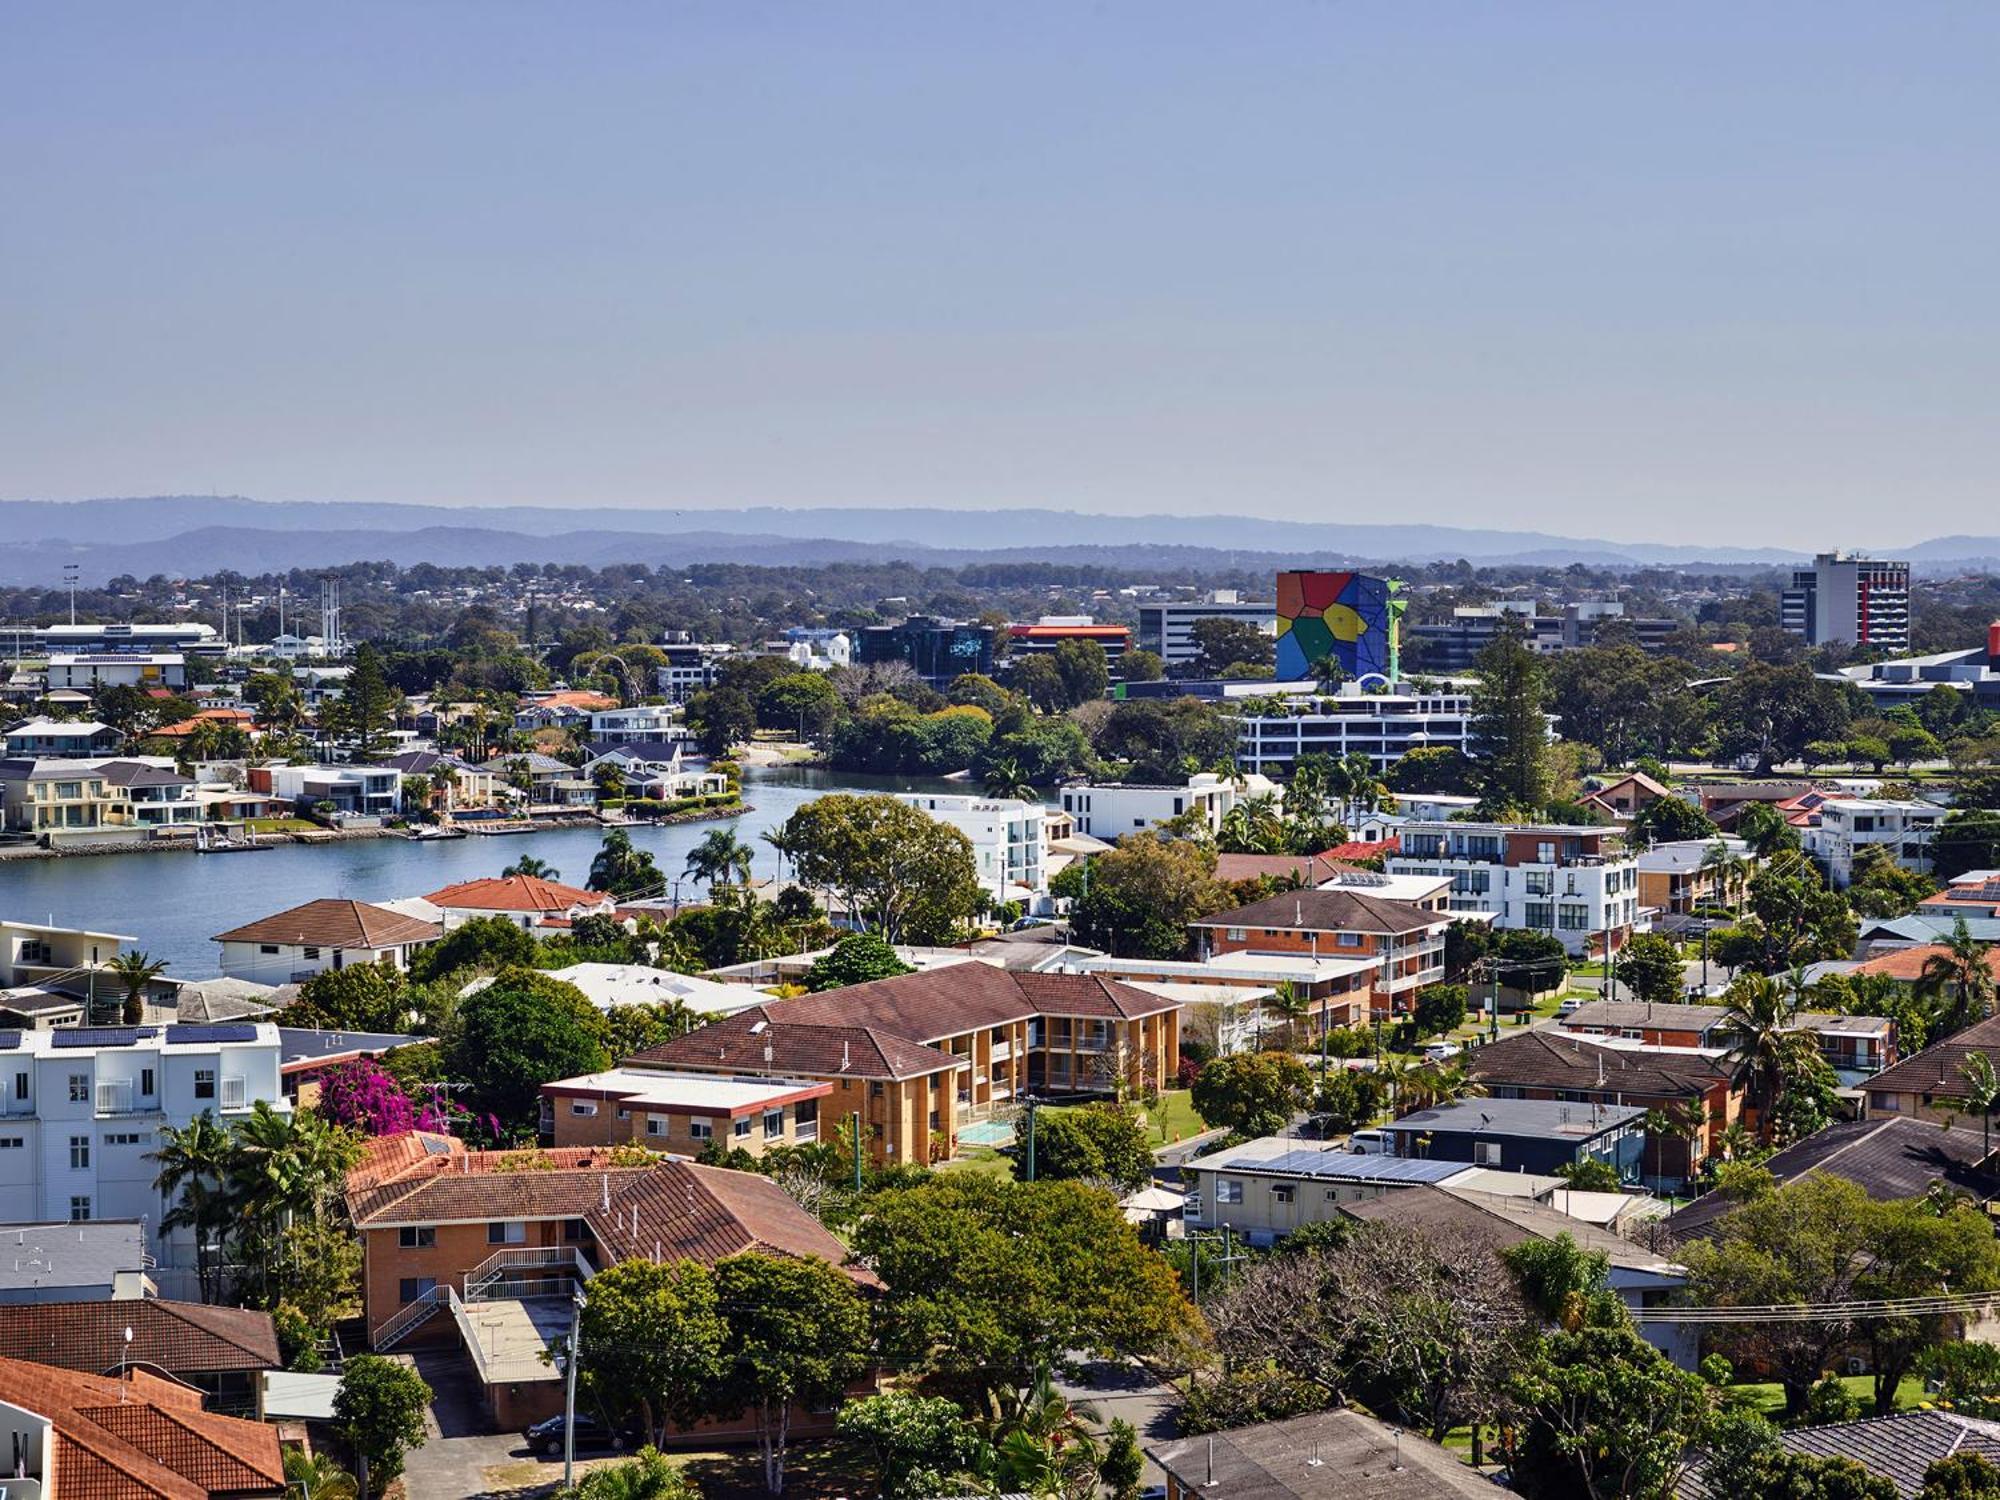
[{"x1": 1056, "y1": 1358, "x2": 1181, "y2": 1486}]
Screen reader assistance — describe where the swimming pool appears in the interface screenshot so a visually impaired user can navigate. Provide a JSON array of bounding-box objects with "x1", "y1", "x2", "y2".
[{"x1": 958, "y1": 1119, "x2": 1015, "y2": 1147}]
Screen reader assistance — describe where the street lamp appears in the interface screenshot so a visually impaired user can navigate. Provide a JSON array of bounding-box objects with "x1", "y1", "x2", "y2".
[{"x1": 563, "y1": 1287, "x2": 588, "y2": 1489}]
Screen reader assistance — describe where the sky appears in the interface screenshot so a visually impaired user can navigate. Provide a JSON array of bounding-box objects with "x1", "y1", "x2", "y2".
[{"x1": 3, "y1": 3, "x2": 1996, "y2": 545}]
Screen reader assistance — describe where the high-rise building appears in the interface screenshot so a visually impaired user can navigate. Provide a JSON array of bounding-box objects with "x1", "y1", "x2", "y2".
[
  {"x1": 1781, "y1": 552, "x2": 1910, "y2": 650},
  {"x1": 1135, "y1": 592, "x2": 1275, "y2": 667}
]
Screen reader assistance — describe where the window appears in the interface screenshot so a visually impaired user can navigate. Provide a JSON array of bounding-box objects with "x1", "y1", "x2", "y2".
[
  {"x1": 1226, "y1": 927, "x2": 1246, "y2": 942},
  {"x1": 67, "y1": 1074, "x2": 88, "y2": 1103},
  {"x1": 259, "y1": 944, "x2": 280, "y2": 956},
  {"x1": 398, "y1": 1226, "x2": 436, "y2": 1249},
  {"x1": 646, "y1": 1116, "x2": 666, "y2": 1137},
  {"x1": 1558, "y1": 904, "x2": 1589, "y2": 932},
  {"x1": 1271, "y1": 1183, "x2": 1295, "y2": 1203},
  {"x1": 487, "y1": 1221, "x2": 527, "y2": 1245},
  {"x1": 1524, "y1": 902, "x2": 1554, "y2": 930},
  {"x1": 140, "y1": 1068, "x2": 154, "y2": 1097},
  {"x1": 1215, "y1": 1179, "x2": 1244, "y2": 1205},
  {"x1": 103, "y1": 1133, "x2": 142, "y2": 1146},
  {"x1": 69, "y1": 1136, "x2": 89, "y2": 1170},
  {"x1": 12, "y1": 1071, "x2": 26, "y2": 1101},
  {"x1": 563, "y1": 1219, "x2": 588, "y2": 1243},
  {"x1": 302, "y1": 946, "x2": 320, "y2": 960},
  {"x1": 398, "y1": 1277, "x2": 437, "y2": 1303},
  {"x1": 764, "y1": 1109, "x2": 784, "y2": 1139},
  {"x1": 194, "y1": 1070, "x2": 215, "y2": 1100},
  {"x1": 1475, "y1": 1142, "x2": 1503, "y2": 1166},
  {"x1": 69, "y1": 1196, "x2": 91, "y2": 1222},
  {"x1": 733, "y1": 1117, "x2": 751, "y2": 1138},
  {"x1": 0, "y1": 1137, "x2": 20, "y2": 1149},
  {"x1": 569, "y1": 1101, "x2": 596, "y2": 1116},
  {"x1": 688, "y1": 1119, "x2": 713, "y2": 1141},
  {"x1": 1337, "y1": 932, "x2": 1363, "y2": 948}
]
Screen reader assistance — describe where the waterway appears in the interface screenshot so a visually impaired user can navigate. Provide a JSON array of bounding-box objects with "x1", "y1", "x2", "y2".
[{"x1": 0, "y1": 768, "x2": 979, "y2": 976}]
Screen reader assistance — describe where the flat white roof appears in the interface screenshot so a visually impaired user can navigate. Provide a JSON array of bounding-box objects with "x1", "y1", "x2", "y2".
[
  {"x1": 543, "y1": 962, "x2": 770, "y2": 1015},
  {"x1": 1077, "y1": 953, "x2": 1380, "y2": 983},
  {"x1": 543, "y1": 1066, "x2": 828, "y2": 1112}
]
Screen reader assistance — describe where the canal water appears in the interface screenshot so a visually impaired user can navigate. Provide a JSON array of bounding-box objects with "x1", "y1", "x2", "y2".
[{"x1": 0, "y1": 768, "x2": 984, "y2": 976}]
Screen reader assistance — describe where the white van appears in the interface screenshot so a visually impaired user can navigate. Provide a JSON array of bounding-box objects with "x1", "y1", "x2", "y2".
[{"x1": 1348, "y1": 1128, "x2": 1391, "y2": 1156}]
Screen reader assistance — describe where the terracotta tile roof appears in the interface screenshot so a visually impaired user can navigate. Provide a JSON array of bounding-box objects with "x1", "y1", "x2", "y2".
[
  {"x1": 591, "y1": 1163, "x2": 874, "y2": 1284},
  {"x1": 1863, "y1": 1013, "x2": 2000, "y2": 1100},
  {"x1": 1190, "y1": 886, "x2": 1448, "y2": 937},
  {"x1": 1212, "y1": 852, "x2": 1354, "y2": 885},
  {"x1": 0, "y1": 1300, "x2": 279, "y2": 1377},
  {"x1": 520, "y1": 690, "x2": 617, "y2": 711},
  {"x1": 0, "y1": 1355, "x2": 284, "y2": 1499},
  {"x1": 1467, "y1": 1028, "x2": 1733, "y2": 1100},
  {"x1": 629, "y1": 969, "x2": 1177, "y2": 1082},
  {"x1": 346, "y1": 1143, "x2": 645, "y2": 1225},
  {"x1": 1853, "y1": 945, "x2": 2000, "y2": 984},
  {"x1": 210, "y1": 898, "x2": 440, "y2": 950},
  {"x1": 423, "y1": 874, "x2": 610, "y2": 913}
]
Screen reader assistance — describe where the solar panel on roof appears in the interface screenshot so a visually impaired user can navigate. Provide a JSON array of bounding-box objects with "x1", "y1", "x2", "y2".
[
  {"x1": 1239, "y1": 1149, "x2": 1465, "y2": 1183},
  {"x1": 164, "y1": 1024, "x2": 258, "y2": 1045},
  {"x1": 51, "y1": 1027, "x2": 156, "y2": 1048},
  {"x1": 0, "y1": 1032, "x2": 19, "y2": 1051}
]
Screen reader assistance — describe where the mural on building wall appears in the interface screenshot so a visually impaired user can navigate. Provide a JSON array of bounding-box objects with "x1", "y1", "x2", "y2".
[{"x1": 1274, "y1": 571, "x2": 1404, "y2": 683}]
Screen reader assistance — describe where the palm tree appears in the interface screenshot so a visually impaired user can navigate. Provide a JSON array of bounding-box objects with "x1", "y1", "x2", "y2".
[
  {"x1": 982, "y1": 1371, "x2": 1106, "y2": 1499},
  {"x1": 1698, "y1": 838, "x2": 1749, "y2": 914},
  {"x1": 982, "y1": 757, "x2": 1036, "y2": 801},
  {"x1": 102, "y1": 949, "x2": 168, "y2": 1026},
  {"x1": 284, "y1": 1449, "x2": 360, "y2": 1500},
  {"x1": 151, "y1": 1112, "x2": 236, "y2": 1303},
  {"x1": 571, "y1": 1448, "x2": 697, "y2": 1500},
  {"x1": 1959, "y1": 1052, "x2": 2000, "y2": 1164},
  {"x1": 1920, "y1": 915, "x2": 1995, "y2": 1037},
  {"x1": 502, "y1": 854, "x2": 559, "y2": 880},
  {"x1": 1719, "y1": 972, "x2": 1799, "y2": 1138},
  {"x1": 1309, "y1": 653, "x2": 1346, "y2": 695},
  {"x1": 1641, "y1": 1098, "x2": 1710, "y2": 1183},
  {"x1": 1266, "y1": 981, "x2": 1315, "y2": 1049},
  {"x1": 684, "y1": 828, "x2": 753, "y2": 890}
]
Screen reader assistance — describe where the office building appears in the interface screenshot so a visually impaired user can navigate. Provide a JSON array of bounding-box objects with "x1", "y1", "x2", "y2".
[
  {"x1": 1781, "y1": 551, "x2": 1911, "y2": 650},
  {"x1": 1004, "y1": 618, "x2": 1130, "y2": 659},
  {"x1": 1135, "y1": 592, "x2": 1276, "y2": 667},
  {"x1": 1234, "y1": 683, "x2": 1476, "y2": 773},
  {"x1": 855, "y1": 616, "x2": 995, "y2": 685}
]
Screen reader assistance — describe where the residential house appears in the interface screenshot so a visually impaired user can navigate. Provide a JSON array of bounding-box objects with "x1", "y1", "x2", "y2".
[
  {"x1": 1581, "y1": 769, "x2": 1672, "y2": 819},
  {"x1": 533, "y1": 962, "x2": 766, "y2": 1018},
  {"x1": 1057, "y1": 772, "x2": 1281, "y2": 841},
  {"x1": 1808, "y1": 798, "x2": 1947, "y2": 888},
  {"x1": 0, "y1": 1024, "x2": 287, "y2": 1290},
  {"x1": 892, "y1": 793, "x2": 1048, "y2": 904},
  {"x1": 628, "y1": 967, "x2": 1181, "y2": 1166},
  {"x1": 423, "y1": 874, "x2": 618, "y2": 931},
  {"x1": 1467, "y1": 1029, "x2": 1741, "y2": 1190},
  {"x1": 249, "y1": 762, "x2": 401, "y2": 820},
  {"x1": 1383, "y1": 1097, "x2": 1648, "y2": 1181},
  {"x1": 1863, "y1": 1014, "x2": 2000, "y2": 1123},
  {"x1": 380, "y1": 749, "x2": 502, "y2": 810},
  {"x1": 213, "y1": 899, "x2": 439, "y2": 983},
  {"x1": 0, "y1": 1299, "x2": 278, "y2": 1403},
  {"x1": 0, "y1": 760, "x2": 130, "y2": 845},
  {"x1": 0, "y1": 1220, "x2": 155, "y2": 1305},
  {"x1": 538, "y1": 1068, "x2": 832, "y2": 1154},
  {"x1": 1148, "y1": 1408, "x2": 1496, "y2": 1499},
  {"x1": 277, "y1": 1028, "x2": 424, "y2": 1104},
  {"x1": 1725, "y1": 1411, "x2": 2000, "y2": 1500},
  {"x1": 1697, "y1": 780, "x2": 1818, "y2": 830},
  {"x1": 513, "y1": 689, "x2": 617, "y2": 731},
  {"x1": 1635, "y1": 836, "x2": 1756, "y2": 918},
  {"x1": 1188, "y1": 884, "x2": 1453, "y2": 1024},
  {"x1": 482, "y1": 750, "x2": 593, "y2": 808},
  {"x1": 344, "y1": 1133, "x2": 871, "y2": 1429},
  {"x1": 0, "y1": 920, "x2": 135, "y2": 995},
  {"x1": 1664, "y1": 1115, "x2": 1998, "y2": 1240},
  {"x1": 586, "y1": 705, "x2": 684, "y2": 744},
  {"x1": 1920, "y1": 870, "x2": 2000, "y2": 916},
  {"x1": 1182, "y1": 1140, "x2": 1490, "y2": 1241},
  {"x1": 0, "y1": 1356, "x2": 285, "y2": 1499},
  {"x1": 1556, "y1": 999, "x2": 1897, "y2": 1086},
  {"x1": 1072, "y1": 952, "x2": 1377, "y2": 1050},
  {"x1": 96, "y1": 760, "x2": 202, "y2": 831},
  {"x1": 1388, "y1": 820, "x2": 1642, "y2": 955},
  {"x1": 0, "y1": 719, "x2": 120, "y2": 759}
]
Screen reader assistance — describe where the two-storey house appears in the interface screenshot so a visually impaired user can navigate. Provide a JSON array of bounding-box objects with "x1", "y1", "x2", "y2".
[
  {"x1": 538, "y1": 1068, "x2": 833, "y2": 1155},
  {"x1": 1556, "y1": 999, "x2": 1896, "y2": 1086},
  {"x1": 212, "y1": 899, "x2": 440, "y2": 983}
]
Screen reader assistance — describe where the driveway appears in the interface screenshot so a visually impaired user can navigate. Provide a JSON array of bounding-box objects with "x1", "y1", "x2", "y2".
[{"x1": 1056, "y1": 1358, "x2": 1181, "y2": 1485}]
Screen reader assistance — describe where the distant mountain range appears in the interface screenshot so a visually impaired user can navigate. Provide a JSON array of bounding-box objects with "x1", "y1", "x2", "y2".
[{"x1": 0, "y1": 495, "x2": 1992, "y2": 585}]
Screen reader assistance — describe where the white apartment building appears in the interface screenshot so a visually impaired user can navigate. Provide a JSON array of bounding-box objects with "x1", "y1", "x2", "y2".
[
  {"x1": 1388, "y1": 821, "x2": 1642, "y2": 955},
  {"x1": 1807, "y1": 798, "x2": 1946, "y2": 888},
  {"x1": 893, "y1": 793, "x2": 1048, "y2": 904},
  {"x1": 587, "y1": 706, "x2": 685, "y2": 744},
  {"x1": 1781, "y1": 552, "x2": 1911, "y2": 651},
  {"x1": 255, "y1": 763, "x2": 401, "y2": 819},
  {"x1": 1236, "y1": 685, "x2": 1476, "y2": 773},
  {"x1": 1135, "y1": 591, "x2": 1276, "y2": 667},
  {"x1": 656, "y1": 642, "x2": 735, "y2": 702},
  {"x1": 0, "y1": 1022, "x2": 287, "y2": 1280},
  {"x1": 1058, "y1": 772, "x2": 1282, "y2": 841}
]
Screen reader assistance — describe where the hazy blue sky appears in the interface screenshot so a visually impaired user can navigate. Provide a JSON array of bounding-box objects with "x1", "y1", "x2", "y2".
[{"x1": 4, "y1": 4, "x2": 1995, "y2": 544}]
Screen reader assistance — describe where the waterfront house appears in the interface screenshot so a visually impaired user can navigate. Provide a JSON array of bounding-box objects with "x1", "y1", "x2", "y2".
[
  {"x1": 1, "y1": 719, "x2": 121, "y2": 759},
  {"x1": 424, "y1": 874, "x2": 618, "y2": 930},
  {"x1": 213, "y1": 899, "x2": 440, "y2": 982}
]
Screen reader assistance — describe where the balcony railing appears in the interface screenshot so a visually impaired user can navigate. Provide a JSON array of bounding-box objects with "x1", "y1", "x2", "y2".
[
  {"x1": 95, "y1": 1081, "x2": 134, "y2": 1115},
  {"x1": 220, "y1": 1076, "x2": 246, "y2": 1109}
]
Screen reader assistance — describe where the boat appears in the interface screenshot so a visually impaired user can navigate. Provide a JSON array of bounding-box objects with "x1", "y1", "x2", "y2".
[
  {"x1": 194, "y1": 825, "x2": 270, "y2": 854},
  {"x1": 406, "y1": 825, "x2": 468, "y2": 841}
]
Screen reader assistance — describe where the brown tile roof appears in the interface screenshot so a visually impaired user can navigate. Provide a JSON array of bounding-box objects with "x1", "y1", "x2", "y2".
[
  {"x1": 1189, "y1": 887, "x2": 1448, "y2": 937},
  {"x1": 422, "y1": 874, "x2": 610, "y2": 912},
  {"x1": 211, "y1": 898, "x2": 440, "y2": 950},
  {"x1": 629, "y1": 968, "x2": 1178, "y2": 1082},
  {"x1": 0, "y1": 1300, "x2": 279, "y2": 1377},
  {"x1": 1853, "y1": 945, "x2": 2000, "y2": 984},
  {"x1": 1149, "y1": 1407, "x2": 1494, "y2": 1498},
  {"x1": 1467, "y1": 1028, "x2": 1734, "y2": 1101},
  {"x1": 591, "y1": 1163, "x2": 874, "y2": 1285},
  {"x1": 346, "y1": 1143, "x2": 646, "y2": 1225},
  {"x1": 0, "y1": 1355, "x2": 284, "y2": 1500},
  {"x1": 1864, "y1": 1014, "x2": 2000, "y2": 1101},
  {"x1": 1211, "y1": 852, "x2": 1357, "y2": 886}
]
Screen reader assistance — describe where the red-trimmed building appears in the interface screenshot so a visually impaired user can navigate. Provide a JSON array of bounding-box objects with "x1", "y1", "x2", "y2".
[{"x1": 1188, "y1": 887, "x2": 1452, "y2": 1023}]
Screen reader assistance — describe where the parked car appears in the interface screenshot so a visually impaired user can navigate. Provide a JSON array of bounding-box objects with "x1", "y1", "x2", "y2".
[
  {"x1": 1557, "y1": 998, "x2": 1586, "y2": 1016},
  {"x1": 1348, "y1": 1128, "x2": 1391, "y2": 1156},
  {"x1": 1421, "y1": 1041, "x2": 1462, "y2": 1062},
  {"x1": 524, "y1": 1413, "x2": 630, "y2": 1458}
]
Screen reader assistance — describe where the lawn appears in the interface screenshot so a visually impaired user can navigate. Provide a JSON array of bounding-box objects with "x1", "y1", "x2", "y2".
[
  {"x1": 939, "y1": 1146, "x2": 1015, "y2": 1178},
  {"x1": 247, "y1": 817, "x2": 318, "y2": 833},
  {"x1": 1145, "y1": 1088, "x2": 1209, "y2": 1145},
  {"x1": 1727, "y1": 1373, "x2": 1931, "y2": 1419}
]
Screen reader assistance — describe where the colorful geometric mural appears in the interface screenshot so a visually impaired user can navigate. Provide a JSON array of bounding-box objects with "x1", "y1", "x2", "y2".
[{"x1": 1274, "y1": 570, "x2": 1405, "y2": 683}]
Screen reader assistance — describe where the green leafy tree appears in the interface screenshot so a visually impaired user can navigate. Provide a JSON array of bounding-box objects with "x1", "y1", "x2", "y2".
[
  {"x1": 836, "y1": 1392, "x2": 983, "y2": 1500},
  {"x1": 1500, "y1": 1232, "x2": 1613, "y2": 1325},
  {"x1": 1413, "y1": 983, "x2": 1469, "y2": 1037},
  {"x1": 1552, "y1": 1158, "x2": 1622, "y2": 1193},
  {"x1": 1630, "y1": 795, "x2": 1718, "y2": 845},
  {"x1": 852, "y1": 1175, "x2": 1200, "y2": 1406},
  {"x1": 687, "y1": 686, "x2": 756, "y2": 758},
  {"x1": 332, "y1": 642, "x2": 401, "y2": 759},
  {"x1": 1068, "y1": 832, "x2": 1227, "y2": 960},
  {"x1": 1386, "y1": 745, "x2": 1478, "y2": 795},
  {"x1": 1617, "y1": 933, "x2": 1685, "y2": 1006},
  {"x1": 756, "y1": 672, "x2": 843, "y2": 740},
  {"x1": 1118, "y1": 650, "x2": 1165, "y2": 684},
  {"x1": 333, "y1": 1355, "x2": 432, "y2": 1497},
  {"x1": 577, "y1": 1260, "x2": 729, "y2": 1449},
  {"x1": 712, "y1": 1252, "x2": 871, "y2": 1496},
  {"x1": 569, "y1": 1448, "x2": 703, "y2": 1500},
  {"x1": 1017, "y1": 1103, "x2": 1152, "y2": 1190},
  {"x1": 1051, "y1": 639, "x2": 1111, "y2": 708},
  {"x1": 1188, "y1": 617, "x2": 1273, "y2": 677},
  {"x1": 779, "y1": 794, "x2": 984, "y2": 944},
  {"x1": 1191, "y1": 1052, "x2": 1311, "y2": 1137},
  {"x1": 447, "y1": 967, "x2": 608, "y2": 1125},
  {"x1": 1011, "y1": 654, "x2": 1069, "y2": 712},
  {"x1": 1469, "y1": 623, "x2": 1553, "y2": 815},
  {"x1": 803, "y1": 933, "x2": 915, "y2": 992},
  {"x1": 1921, "y1": 1454, "x2": 2000, "y2": 1500},
  {"x1": 1848, "y1": 846, "x2": 1940, "y2": 918},
  {"x1": 1920, "y1": 915, "x2": 1996, "y2": 1035},
  {"x1": 590, "y1": 828, "x2": 664, "y2": 898},
  {"x1": 408, "y1": 915, "x2": 540, "y2": 984},
  {"x1": 281, "y1": 960, "x2": 411, "y2": 1034},
  {"x1": 1736, "y1": 801, "x2": 1803, "y2": 858},
  {"x1": 1506, "y1": 1324, "x2": 1714, "y2": 1500}
]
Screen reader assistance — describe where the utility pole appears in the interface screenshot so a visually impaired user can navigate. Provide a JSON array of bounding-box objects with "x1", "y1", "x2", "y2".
[
  {"x1": 1023, "y1": 1098, "x2": 1039, "y2": 1181},
  {"x1": 851, "y1": 1109, "x2": 864, "y2": 1191},
  {"x1": 562, "y1": 1286, "x2": 588, "y2": 1491}
]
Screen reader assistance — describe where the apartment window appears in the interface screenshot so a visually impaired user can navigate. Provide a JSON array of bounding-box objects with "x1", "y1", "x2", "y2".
[
  {"x1": 67, "y1": 1074, "x2": 88, "y2": 1104},
  {"x1": 399, "y1": 1277, "x2": 437, "y2": 1303},
  {"x1": 1226, "y1": 928, "x2": 1246, "y2": 942},
  {"x1": 646, "y1": 1116, "x2": 666, "y2": 1137},
  {"x1": 487, "y1": 1221, "x2": 527, "y2": 1245},
  {"x1": 1476, "y1": 1142, "x2": 1503, "y2": 1166},
  {"x1": 103, "y1": 1133, "x2": 142, "y2": 1146},
  {"x1": 398, "y1": 1226, "x2": 436, "y2": 1249},
  {"x1": 870, "y1": 1082, "x2": 884, "y2": 1098},
  {"x1": 1558, "y1": 905, "x2": 1589, "y2": 932},
  {"x1": 569, "y1": 1101, "x2": 596, "y2": 1116},
  {"x1": 764, "y1": 1109, "x2": 785, "y2": 1139},
  {"x1": 733, "y1": 1116, "x2": 752, "y2": 1138},
  {"x1": 140, "y1": 1068, "x2": 154, "y2": 1097},
  {"x1": 688, "y1": 1119, "x2": 714, "y2": 1141},
  {"x1": 69, "y1": 1136, "x2": 89, "y2": 1170},
  {"x1": 12, "y1": 1072, "x2": 26, "y2": 1101},
  {"x1": 563, "y1": 1219, "x2": 587, "y2": 1243},
  {"x1": 1337, "y1": 932, "x2": 1362, "y2": 948},
  {"x1": 68, "y1": 1196, "x2": 92, "y2": 1222},
  {"x1": 1524, "y1": 871, "x2": 1553, "y2": 896},
  {"x1": 1524, "y1": 903, "x2": 1554, "y2": 930},
  {"x1": 1216, "y1": 1179, "x2": 1244, "y2": 1205},
  {"x1": 615, "y1": 1107, "x2": 630, "y2": 1120},
  {"x1": 0, "y1": 1138, "x2": 21, "y2": 1149},
  {"x1": 194, "y1": 1070, "x2": 216, "y2": 1100},
  {"x1": 1537, "y1": 842, "x2": 1556, "y2": 864}
]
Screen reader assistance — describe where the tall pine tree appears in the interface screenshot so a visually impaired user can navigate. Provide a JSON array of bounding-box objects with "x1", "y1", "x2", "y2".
[{"x1": 1469, "y1": 622, "x2": 1552, "y2": 817}]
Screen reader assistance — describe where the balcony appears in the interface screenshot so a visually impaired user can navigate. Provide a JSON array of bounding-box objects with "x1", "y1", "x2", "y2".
[
  {"x1": 220, "y1": 1076, "x2": 246, "y2": 1109},
  {"x1": 95, "y1": 1081, "x2": 136, "y2": 1116}
]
